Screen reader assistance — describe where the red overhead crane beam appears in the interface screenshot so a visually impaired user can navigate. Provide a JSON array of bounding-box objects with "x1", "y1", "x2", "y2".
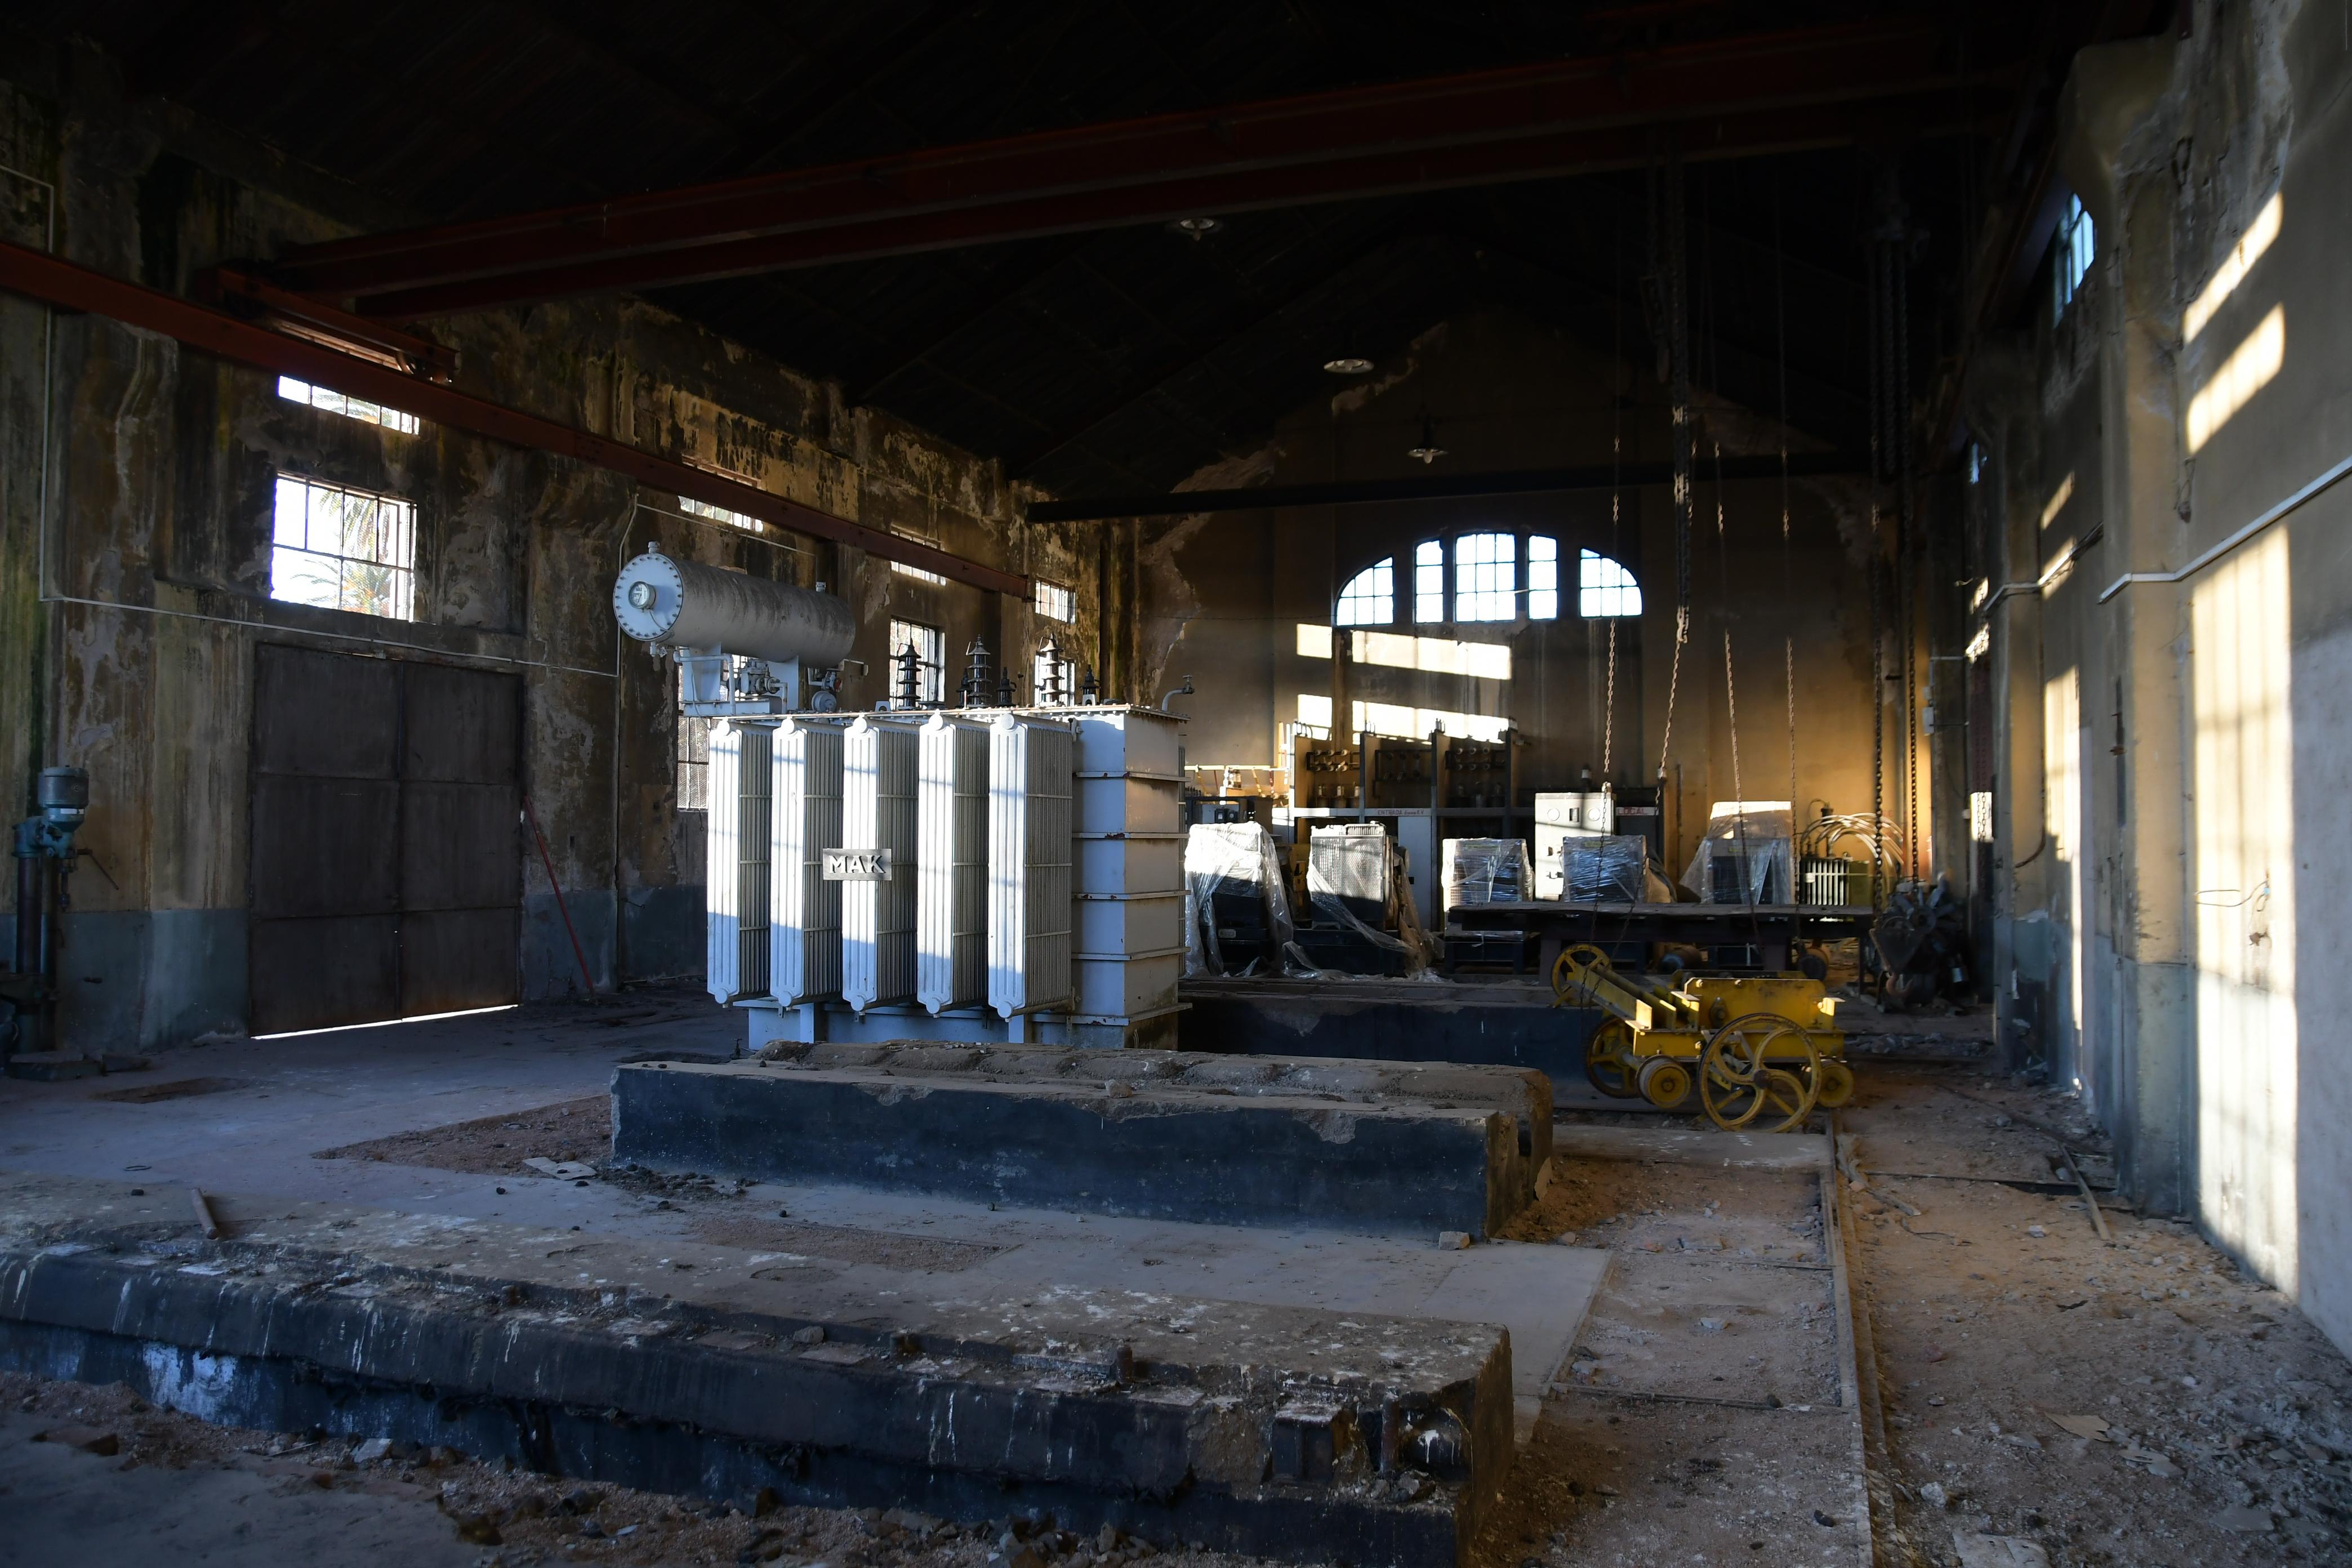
[
  {"x1": 273, "y1": 19, "x2": 2003, "y2": 318},
  {"x1": 0, "y1": 239, "x2": 1029, "y2": 599}
]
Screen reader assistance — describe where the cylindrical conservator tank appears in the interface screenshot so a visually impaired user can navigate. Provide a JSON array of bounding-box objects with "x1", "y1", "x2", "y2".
[{"x1": 612, "y1": 548, "x2": 854, "y2": 666}]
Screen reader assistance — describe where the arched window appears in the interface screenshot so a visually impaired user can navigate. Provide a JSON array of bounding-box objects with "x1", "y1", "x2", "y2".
[
  {"x1": 1330, "y1": 533, "x2": 1631, "y2": 627},
  {"x1": 1453, "y1": 532, "x2": 1516, "y2": 621},
  {"x1": 1335, "y1": 558, "x2": 1393, "y2": 625},
  {"x1": 1579, "y1": 549, "x2": 1641, "y2": 617}
]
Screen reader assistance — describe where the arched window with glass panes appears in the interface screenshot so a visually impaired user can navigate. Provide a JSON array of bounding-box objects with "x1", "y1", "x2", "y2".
[{"x1": 1331, "y1": 535, "x2": 1638, "y2": 627}]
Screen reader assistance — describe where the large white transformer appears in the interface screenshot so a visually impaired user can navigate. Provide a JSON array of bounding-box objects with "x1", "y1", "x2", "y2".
[
  {"x1": 701, "y1": 702, "x2": 1182, "y2": 1050},
  {"x1": 612, "y1": 553, "x2": 1182, "y2": 1050}
]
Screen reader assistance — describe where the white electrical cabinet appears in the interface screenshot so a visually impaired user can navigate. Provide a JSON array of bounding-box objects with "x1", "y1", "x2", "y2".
[
  {"x1": 916, "y1": 713, "x2": 990, "y2": 1014},
  {"x1": 1068, "y1": 706, "x2": 1186, "y2": 1022},
  {"x1": 768, "y1": 717, "x2": 845, "y2": 1004},
  {"x1": 706, "y1": 702, "x2": 1186, "y2": 1049},
  {"x1": 987, "y1": 714, "x2": 1075, "y2": 1021},
  {"x1": 840, "y1": 716, "x2": 921, "y2": 1011},
  {"x1": 705, "y1": 719, "x2": 773, "y2": 1004}
]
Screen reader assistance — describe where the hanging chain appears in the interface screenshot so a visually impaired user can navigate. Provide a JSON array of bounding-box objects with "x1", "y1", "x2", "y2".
[
  {"x1": 1866, "y1": 233, "x2": 1889, "y2": 908},
  {"x1": 1896, "y1": 247, "x2": 1918, "y2": 883},
  {"x1": 1656, "y1": 632, "x2": 1684, "y2": 778},
  {"x1": 1655, "y1": 153, "x2": 1694, "y2": 784},
  {"x1": 1664, "y1": 155, "x2": 1694, "y2": 647},
  {"x1": 1604, "y1": 243, "x2": 1624, "y2": 782},
  {"x1": 1715, "y1": 443, "x2": 1741, "y2": 808},
  {"x1": 1774, "y1": 180, "x2": 1798, "y2": 819},
  {"x1": 1603, "y1": 621, "x2": 1618, "y2": 777}
]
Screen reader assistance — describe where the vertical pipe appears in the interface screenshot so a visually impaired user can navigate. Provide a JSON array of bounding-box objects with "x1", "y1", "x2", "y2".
[{"x1": 14, "y1": 849, "x2": 40, "y2": 975}]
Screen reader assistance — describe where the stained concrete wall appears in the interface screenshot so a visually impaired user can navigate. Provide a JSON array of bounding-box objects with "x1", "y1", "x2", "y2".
[
  {"x1": 0, "y1": 43, "x2": 1123, "y2": 1048},
  {"x1": 1147, "y1": 313, "x2": 1886, "y2": 873},
  {"x1": 1965, "y1": 2, "x2": 2352, "y2": 1355}
]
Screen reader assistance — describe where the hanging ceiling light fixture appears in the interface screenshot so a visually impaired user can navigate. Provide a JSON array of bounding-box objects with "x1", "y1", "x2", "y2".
[
  {"x1": 1169, "y1": 216, "x2": 1223, "y2": 238},
  {"x1": 1407, "y1": 407, "x2": 1446, "y2": 465},
  {"x1": 1323, "y1": 356, "x2": 1373, "y2": 375}
]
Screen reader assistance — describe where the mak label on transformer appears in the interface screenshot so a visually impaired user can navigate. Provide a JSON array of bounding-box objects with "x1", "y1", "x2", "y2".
[{"x1": 822, "y1": 848, "x2": 893, "y2": 881}]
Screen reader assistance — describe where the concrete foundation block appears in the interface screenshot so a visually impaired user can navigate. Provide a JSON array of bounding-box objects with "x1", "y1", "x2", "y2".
[
  {"x1": 1178, "y1": 977, "x2": 1605, "y2": 1106},
  {"x1": 0, "y1": 1174, "x2": 1510, "y2": 1567},
  {"x1": 613, "y1": 1047, "x2": 1547, "y2": 1238}
]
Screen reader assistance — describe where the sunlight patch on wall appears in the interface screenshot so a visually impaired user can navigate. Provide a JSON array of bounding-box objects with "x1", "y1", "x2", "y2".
[
  {"x1": 2039, "y1": 473, "x2": 2076, "y2": 531},
  {"x1": 2043, "y1": 666, "x2": 2086, "y2": 1081},
  {"x1": 1352, "y1": 701, "x2": 1509, "y2": 742},
  {"x1": 1294, "y1": 625, "x2": 1512, "y2": 680},
  {"x1": 2191, "y1": 528, "x2": 2298, "y2": 1292},
  {"x1": 1355, "y1": 631, "x2": 1511, "y2": 680},
  {"x1": 2184, "y1": 193, "x2": 2282, "y2": 343},
  {"x1": 2186, "y1": 305, "x2": 2285, "y2": 454}
]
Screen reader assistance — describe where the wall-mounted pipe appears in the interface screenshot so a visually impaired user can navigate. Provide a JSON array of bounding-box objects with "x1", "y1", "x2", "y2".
[{"x1": 2097, "y1": 447, "x2": 2352, "y2": 602}]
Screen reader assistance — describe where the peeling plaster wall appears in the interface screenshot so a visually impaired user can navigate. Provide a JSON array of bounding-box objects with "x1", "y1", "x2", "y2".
[
  {"x1": 1140, "y1": 311, "x2": 1880, "y2": 872},
  {"x1": 0, "y1": 43, "x2": 1114, "y2": 1047},
  {"x1": 1967, "y1": 3, "x2": 2352, "y2": 1355}
]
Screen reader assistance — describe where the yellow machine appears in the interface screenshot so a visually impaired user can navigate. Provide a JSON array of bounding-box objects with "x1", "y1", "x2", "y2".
[{"x1": 1551, "y1": 945, "x2": 1853, "y2": 1132}]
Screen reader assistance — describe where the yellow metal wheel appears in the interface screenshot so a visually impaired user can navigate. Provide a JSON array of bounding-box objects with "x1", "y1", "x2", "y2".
[
  {"x1": 1749, "y1": 1068, "x2": 1814, "y2": 1133},
  {"x1": 1699, "y1": 1057, "x2": 1766, "y2": 1129},
  {"x1": 1551, "y1": 943, "x2": 1616, "y2": 1006},
  {"x1": 1699, "y1": 1013, "x2": 1821, "y2": 1132},
  {"x1": 1812, "y1": 1057, "x2": 1855, "y2": 1110},
  {"x1": 1637, "y1": 1056, "x2": 1693, "y2": 1110},
  {"x1": 1583, "y1": 1019, "x2": 1640, "y2": 1099}
]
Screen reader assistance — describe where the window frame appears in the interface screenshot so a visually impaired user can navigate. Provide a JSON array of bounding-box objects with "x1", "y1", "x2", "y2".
[
  {"x1": 1413, "y1": 540, "x2": 1446, "y2": 623},
  {"x1": 678, "y1": 495, "x2": 764, "y2": 532},
  {"x1": 1335, "y1": 557, "x2": 1396, "y2": 626},
  {"x1": 1032, "y1": 642, "x2": 1079, "y2": 703},
  {"x1": 1526, "y1": 534, "x2": 1560, "y2": 620},
  {"x1": 1342, "y1": 531, "x2": 1628, "y2": 630},
  {"x1": 277, "y1": 376, "x2": 421, "y2": 436},
  {"x1": 887, "y1": 617, "x2": 946, "y2": 705},
  {"x1": 1034, "y1": 580, "x2": 1076, "y2": 622},
  {"x1": 2052, "y1": 192, "x2": 2095, "y2": 323},
  {"x1": 675, "y1": 663, "x2": 711, "y2": 813},
  {"x1": 268, "y1": 471, "x2": 420, "y2": 622},
  {"x1": 1578, "y1": 547, "x2": 1642, "y2": 619},
  {"x1": 1451, "y1": 531, "x2": 1518, "y2": 623}
]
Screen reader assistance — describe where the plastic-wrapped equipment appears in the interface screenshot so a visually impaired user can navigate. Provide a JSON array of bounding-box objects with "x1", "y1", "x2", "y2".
[
  {"x1": 1441, "y1": 838, "x2": 1529, "y2": 914},
  {"x1": 1303, "y1": 823, "x2": 1434, "y2": 977},
  {"x1": 1681, "y1": 800, "x2": 1795, "y2": 905},
  {"x1": 1561, "y1": 834, "x2": 1649, "y2": 903},
  {"x1": 1183, "y1": 822, "x2": 1298, "y2": 977}
]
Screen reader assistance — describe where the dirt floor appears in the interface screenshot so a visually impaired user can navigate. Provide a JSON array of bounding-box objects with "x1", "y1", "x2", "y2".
[
  {"x1": 8, "y1": 1045, "x2": 2350, "y2": 1568},
  {"x1": 315, "y1": 1096, "x2": 614, "y2": 1174},
  {"x1": 1840, "y1": 1063, "x2": 2352, "y2": 1567}
]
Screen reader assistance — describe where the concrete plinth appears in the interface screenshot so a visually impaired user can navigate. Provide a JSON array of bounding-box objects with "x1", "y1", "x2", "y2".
[
  {"x1": 1178, "y1": 977, "x2": 1605, "y2": 1104},
  {"x1": 0, "y1": 1174, "x2": 1509, "y2": 1568},
  {"x1": 613, "y1": 1047, "x2": 1550, "y2": 1239}
]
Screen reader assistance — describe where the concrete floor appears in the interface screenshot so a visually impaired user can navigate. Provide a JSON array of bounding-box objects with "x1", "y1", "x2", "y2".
[
  {"x1": 0, "y1": 985, "x2": 1885, "y2": 1568},
  {"x1": 0, "y1": 987, "x2": 1607, "y2": 1437},
  {"x1": 0, "y1": 1405, "x2": 479, "y2": 1568}
]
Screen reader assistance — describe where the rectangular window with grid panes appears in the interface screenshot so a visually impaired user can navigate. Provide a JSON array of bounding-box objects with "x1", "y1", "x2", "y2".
[
  {"x1": 888, "y1": 618, "x2": 945, "y2": 704},
  {"x1": 1034, "y1": 580, "x2": 1075, "y2": 621},
  {"x1": 269, "y1": 474, "x2": 417, "y2": 621}
]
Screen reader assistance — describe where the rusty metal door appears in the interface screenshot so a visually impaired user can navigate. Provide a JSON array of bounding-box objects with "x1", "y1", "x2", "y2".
[{"x1": 248, "y1": 647, "x2": 521, "y2": 1034}]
